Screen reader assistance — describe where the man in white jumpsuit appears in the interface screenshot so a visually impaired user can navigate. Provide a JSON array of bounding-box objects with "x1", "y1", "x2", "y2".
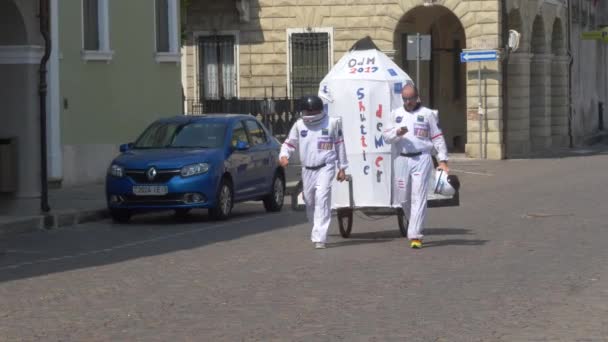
[
  {"x1": 382, "y1": 84, "x2": 449, "y2": 249},
  {"x1": 280, "y1": 95, "x2": 348, "y2": 249}
]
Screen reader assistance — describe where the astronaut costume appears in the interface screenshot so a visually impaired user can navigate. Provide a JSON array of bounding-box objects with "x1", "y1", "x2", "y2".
[
  {"x1": 280, "y1": 101, "x2": 348, "y2": 245},
  {"x1": 382, "y1": 105, "x2": 448, "y2": 240}
]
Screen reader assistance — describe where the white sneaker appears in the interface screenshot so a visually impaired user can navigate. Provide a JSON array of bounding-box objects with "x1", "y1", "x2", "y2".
[{"x1": 314, "y1": 242, "x2": 326, "y2": 249}]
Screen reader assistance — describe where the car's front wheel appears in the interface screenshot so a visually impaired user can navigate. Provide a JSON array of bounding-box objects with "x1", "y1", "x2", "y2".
[
  {"x1": 263, "y1": 174, "x2": 285, "y2": 212},
  {"x1": 110, "y1": 208, "x2": 131, "y2": 223},
  {"x1": 209, "y1": 179, "x2": 233, "y2": 220}
]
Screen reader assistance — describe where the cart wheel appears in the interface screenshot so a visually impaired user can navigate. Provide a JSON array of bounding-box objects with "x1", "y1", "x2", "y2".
[
  {"x1": 290, "y1": 181, "x2": 303, "y2": 211},
  {"x1": 397, "y1": 208, "x2": 409, "y2": 237},
  {"x1": 338, "y1": 208, "x2": 353, "y2": 238}
]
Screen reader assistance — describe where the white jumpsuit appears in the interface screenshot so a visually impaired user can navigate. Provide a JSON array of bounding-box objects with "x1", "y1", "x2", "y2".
[
  {"x1": 280, "y1": 114, "x2": 348, "y2": 243},
  {"x1": 382, "y1": 106, "x2": 448, "y2": 240}
]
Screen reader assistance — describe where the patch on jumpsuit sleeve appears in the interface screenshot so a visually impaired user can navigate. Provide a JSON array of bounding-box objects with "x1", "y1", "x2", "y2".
[
  {"x1": 397, "y1": 178, "x2": 406, "y2": 189},
  {"x1": 317, "y1": 137, "x2": 334, "y2": 150}
]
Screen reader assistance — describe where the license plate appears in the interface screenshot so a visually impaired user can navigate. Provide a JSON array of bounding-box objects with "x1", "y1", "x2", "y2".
[{"x1": 132, "y1": 185, "x2": 168, "y2": 196}]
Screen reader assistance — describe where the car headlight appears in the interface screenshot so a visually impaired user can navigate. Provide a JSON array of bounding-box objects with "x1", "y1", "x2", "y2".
[
  {"x1": 181, "y1": 163, "x2": 209, "y2": 177},
  {"x1": 109, "y1": 164, "x2": 124, "y2": 178}
]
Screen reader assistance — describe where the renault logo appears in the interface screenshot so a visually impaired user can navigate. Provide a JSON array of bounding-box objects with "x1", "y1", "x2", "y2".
[{"x1": 146, "y1": 167, "x2": 157, "y2": 181}]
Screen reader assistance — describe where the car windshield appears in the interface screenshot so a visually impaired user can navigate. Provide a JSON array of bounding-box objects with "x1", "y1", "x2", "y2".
[{"x1": 133, "y1": 121, "x2": 227, "y2": 149}]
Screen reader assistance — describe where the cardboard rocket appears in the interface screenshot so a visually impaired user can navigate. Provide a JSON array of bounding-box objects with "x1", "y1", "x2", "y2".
[{"x1": 318, "y1": 37, "x2": 413, "y2": 208}]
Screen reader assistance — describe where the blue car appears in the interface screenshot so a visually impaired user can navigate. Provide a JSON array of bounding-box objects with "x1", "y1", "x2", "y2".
[{"x1": 105, "y1": 114, "x2": 285, "y2": 222}]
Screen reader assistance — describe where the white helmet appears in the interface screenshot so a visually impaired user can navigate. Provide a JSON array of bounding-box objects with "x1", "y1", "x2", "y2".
[{"x1": 433, "y1": 169, "x2": 456, "y2": 196}]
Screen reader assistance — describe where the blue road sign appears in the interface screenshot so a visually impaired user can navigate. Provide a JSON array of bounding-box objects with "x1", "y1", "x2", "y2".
[{"x1": 460, "y1": 50, "x2": 498, "y2": 63}]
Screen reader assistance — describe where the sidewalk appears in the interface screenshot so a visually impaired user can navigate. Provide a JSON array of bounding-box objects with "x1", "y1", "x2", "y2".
[
  {"x1": 0, "y1": 183, "x2": 108, "y2": 237},
  {"x1": 0, "y1": 166, "x2": 303, "y2": 238}
]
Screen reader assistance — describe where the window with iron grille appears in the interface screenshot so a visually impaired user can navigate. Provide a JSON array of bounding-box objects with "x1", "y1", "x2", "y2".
[
  {"x1": 289, "y1": 32, "x2": 331, "y2": 98},
  {"x1": 198, "y1": 35, "x2": 237, "y2": 99}
]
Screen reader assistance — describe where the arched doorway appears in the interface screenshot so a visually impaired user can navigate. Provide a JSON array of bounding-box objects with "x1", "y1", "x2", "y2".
[
  {"x1": 0, "y1": 0, "x2": 41, "y2": 199},
  {"x1": 0, "y1": 0, "x2": 28, "y2": 44},
  {"x1": 393, "y1": 5, "x2": 467, "y2": 153}
]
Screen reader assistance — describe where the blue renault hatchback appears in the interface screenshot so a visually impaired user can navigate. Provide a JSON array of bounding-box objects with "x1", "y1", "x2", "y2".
[{"x1": 105, "y1": 114, "x2": 285, "y2": 222}]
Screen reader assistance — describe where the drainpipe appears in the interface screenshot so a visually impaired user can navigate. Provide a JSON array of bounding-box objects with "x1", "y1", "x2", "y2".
[
  {"x1": 501, "y1": 0, "x2": 509, "y2": 158},
  {"x1": 39, "y1": 0, "x2": 51, "y2": 213},
  {"x1": 567, "y1": 0, "x2": 574, "y2": 148}
]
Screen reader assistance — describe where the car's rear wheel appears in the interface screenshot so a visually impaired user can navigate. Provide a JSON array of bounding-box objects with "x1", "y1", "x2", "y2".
[
  {"x1": 209, "y1": 179, "x2": 233, "y2": 220},
  {"x1": 263, "y1": 174, "x2": 285, "y2": 212},
  {"x1": 110, "y1": 208, "x2": 131, "y2": 223}
]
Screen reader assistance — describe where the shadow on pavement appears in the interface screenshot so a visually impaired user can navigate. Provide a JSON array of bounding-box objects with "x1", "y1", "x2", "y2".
[
  {"x1": 0, "y1": 204, "x2": 308, "y2": 283},
  {"x1": 327, "y1": 237, "x2": 396, "y2": 248},
  {"x1": 422, "y1": 239, "x2": 489, "y2": 248},
  {"x1": 331, "y1": 230, "x2": 402, "y2": 240},
  {"x1": 424, "y1": 228, "x2": 473, "y2": 235},
  {"x1": 327, "y1": 227, "x2": 482, "y2": 248}
]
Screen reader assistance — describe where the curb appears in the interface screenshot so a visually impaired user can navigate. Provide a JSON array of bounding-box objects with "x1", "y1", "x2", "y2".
[
  {"x1": 0, "y1": 209, "x2": 110, "y2": 239},
  {"x1": 51, "y1": 209, "x2": 110, "y2": 229},
  {"x1": 1, "y1": 185, "x2": 301, "y2": 238},
  {"x1": 0, "y1": 217, "x2": 44, "y2": 238},
  {"x1": 584, "y1": 131, "x2": 608, "y2": 146}
]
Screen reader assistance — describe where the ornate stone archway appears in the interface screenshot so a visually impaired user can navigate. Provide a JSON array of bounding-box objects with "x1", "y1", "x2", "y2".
[{"x1": 393, "y1": 4, "x2": 467, "y2": 152}]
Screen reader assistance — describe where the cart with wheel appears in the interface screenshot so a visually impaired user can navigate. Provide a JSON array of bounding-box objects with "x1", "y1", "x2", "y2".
[
  {"x1": 291, "y1": 172, "x2": 460, "y2": 238},
  {"x1": 289, "y1": 37, "x2": 461, "y2": 238}
]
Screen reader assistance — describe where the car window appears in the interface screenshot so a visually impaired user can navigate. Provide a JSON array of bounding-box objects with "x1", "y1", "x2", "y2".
[
  {"x1": 134, "y1": 122, "x2": 179, "y2": 148},
  {"x1": 134, "y1": 121, "x2": 226, "y2": 149},
  {"x1": 171, "y1": 122, "x2": 226, "y2": 148},
  {"x1": 244, "y1": 120, "x2": 268, "y2": 147},
  {"x1": 231, "y1": 121, "x2": 248, "y2": 148}
]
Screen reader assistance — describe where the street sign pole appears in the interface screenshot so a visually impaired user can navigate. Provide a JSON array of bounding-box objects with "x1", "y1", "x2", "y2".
[
  {"x1": 460, "y1": 49, "x2": 499, "y2": 159},
  {"x1": 407, "y1": 34, "x2": 430, "y2": 90},
  {"x1": 416, "y1": 33, "x2": 421, "y2": 89},
  {"x1": 478, "y1": 62, "x2": 483, "y2": 159}
]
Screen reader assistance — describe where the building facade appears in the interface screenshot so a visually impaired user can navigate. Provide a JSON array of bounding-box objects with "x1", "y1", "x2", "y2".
[
  {"x1": 0, "y1": 0, "x2": 183, "y2": 201},
  {"x1": 182, "y1": 0, "x2": 607, "y2": 159}
]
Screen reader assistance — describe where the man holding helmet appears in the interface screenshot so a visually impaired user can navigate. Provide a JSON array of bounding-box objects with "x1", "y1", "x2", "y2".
[
  {"x1": 382, "y1": 84, "x2": 450, "y2": 249},
  {"x1": 280, "y1": 95, "x2": 348, "y2": 249}
]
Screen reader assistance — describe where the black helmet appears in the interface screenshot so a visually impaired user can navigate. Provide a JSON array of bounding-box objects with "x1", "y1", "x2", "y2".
[{"x1": 297, "y1": 95, "x2": 324, "y2": 113}]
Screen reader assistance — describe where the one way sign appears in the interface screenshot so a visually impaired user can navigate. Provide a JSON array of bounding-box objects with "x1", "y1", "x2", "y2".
[{"x1": 460, "y1": 50, "x2": 499, "y2": 63}]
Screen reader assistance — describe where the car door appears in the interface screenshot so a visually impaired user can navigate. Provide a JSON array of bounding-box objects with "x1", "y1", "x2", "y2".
[
  {"x1": 243, "y1": 119, "x2": 273, "y2": 197},
  {"x1": 228, "y1": 120, "x2": 255, "y2": 200}
]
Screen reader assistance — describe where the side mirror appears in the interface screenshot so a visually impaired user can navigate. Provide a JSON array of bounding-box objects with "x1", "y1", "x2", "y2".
[
  {"x1": 235, "y1": 140, "x2": 250, "y2": 151},
  {"x1": 119, "y1": 143, "x2": 133, "y2": 153}
]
